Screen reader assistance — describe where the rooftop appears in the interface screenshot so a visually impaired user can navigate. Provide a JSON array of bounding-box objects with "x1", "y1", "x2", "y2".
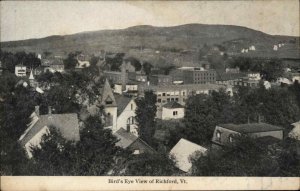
[
  {"x1": 114, "y1": 94, "x2": 134, "y2": 116},
  {"x1": 141, "y1": 83, "x2": 226, "y2": 92},
  {"x1": 114, "y1": 128, "x2": 138, "y2": 149},
  {"x1": 218, "y1": 123, "x2": 284, "y2": 134},
  {"x1": 169, "y1": 138, "x2": 207, "y2": 172},
  {"x1": 19, "y1": 112, "x2": 80, "y2": 146},
  {"x1": 163, "y1": 101, "x2": 184, "y2": 109}
]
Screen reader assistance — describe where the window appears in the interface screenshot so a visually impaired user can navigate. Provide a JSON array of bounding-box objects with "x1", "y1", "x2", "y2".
[
  {"x1": 173, "y1": 111, "x2": 178, "y2": 116},
  {"x1": 175, "y1": 98, "x2": 179, "y2": 102},
  {"x1": 183, "y1": 92, "x2": 186, "y2": 96},
  {"x1": 171, "y1": 98, "x2": 174, "y2": 101},
  {"x1": 167, "y1": 98, "x2": 170, "y2": 102},
  {"x1": 157, "y1": 98, "x2": 161, "y2": 103},
  {"x1": 229, "y1": 135, "x2": 234, "y2": 143},
  {"x1": 133, "y1": 150, "x2": 140, "y2": 155},
  {"x1": 216, "y1": 130, "x2": 221, "y2": 142},
  {"x1": 162, "y1": 93, "x2": 166, "y2": 96},
  {"x1": 131, "y1": 104, "x2": 133, "y2": 110}
]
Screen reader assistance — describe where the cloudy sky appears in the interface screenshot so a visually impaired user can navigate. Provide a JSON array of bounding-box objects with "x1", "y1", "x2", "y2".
[{"x1": 1, "y1": 0, "x2": 299, "y2": 42}]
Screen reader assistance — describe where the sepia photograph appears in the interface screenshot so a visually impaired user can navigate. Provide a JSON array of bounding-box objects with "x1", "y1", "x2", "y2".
[{"x1": 0, "y1": 0, "x2": 299, "y2": 190}]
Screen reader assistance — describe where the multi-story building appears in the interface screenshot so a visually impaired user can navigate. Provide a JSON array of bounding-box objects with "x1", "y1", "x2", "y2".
[
  {"x1": 139, "y1": 83, "x2": 231, "y2": 108},
  {"x1": 176, "y1": 67, "x2": 217, "y2": 84},
  {"x1": 149, "y1": 74, "x2": 173, "y2": 86},
  {"x1": 15, "y1": 65, "x2": 27, "y2": 77}
]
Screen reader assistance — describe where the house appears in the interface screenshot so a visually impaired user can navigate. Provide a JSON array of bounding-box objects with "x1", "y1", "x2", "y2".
[
  {"x1": 15, "y1": 65, "x2": 27, "y2": 76},
  {"x1": 169, "y1": 138, "x2": 207, "y2": 173},
  {"x1": 114, "y1": 83, "x2": 138, "y2": 96},
  {"x1": 43, "y1": 58, "x2": 64, "y2": 73},
  {"x1": 161, "y1": 101, "x2": 184, "y2": 120},
  {"x1": 216, "y1": 72, "x2": 246, "y2": 86},
  {"x1": 288, "y1": 121, "x2": 300, "y2": 140},
  {"x1": 99, "y1": 79, "x2": 138, "y2": 135},
  {"x1": 212, "y1": 123, "x2": 284, "y2": 149},
  {"x1": 149, "y1": 74, "x2": 173, "y2": 86},
  {"x1": 19, "y1": 106, "x2": 80, "y2": 158},
  {"x1": 114, "y1": 128, "x2": 155, "y2": 154}
]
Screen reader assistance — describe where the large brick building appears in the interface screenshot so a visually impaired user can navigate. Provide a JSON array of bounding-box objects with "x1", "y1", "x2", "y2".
[{"x1": 171, "y1": 67, "x2": 216, "y2": 84}]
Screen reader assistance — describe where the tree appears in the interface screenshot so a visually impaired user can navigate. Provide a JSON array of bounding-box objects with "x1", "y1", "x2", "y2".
[
  {"x1": 191, "y1": 135, "x2": 279, "y2": 176},
  {"x1": 183, "y1": 89, "x2": 233, "y2": 146},
  {"x1": 135, "y1": 91, "x2": 157, "y2": 144},
  {"x1": 261, "y1": 59, "x2": 284, "y2": 81},
  {"x1": 63, "y1": 52, "x2": 79, "y2": 70},
  {"x1": 142, "y1": 62, "x2": 153, "y2": 75},
  {"x1": 124, "y1": 153, "x2": 177, "y2": 176},
  {"x1": 28, "y1": 116, "x2": 122, "y2": 175}
]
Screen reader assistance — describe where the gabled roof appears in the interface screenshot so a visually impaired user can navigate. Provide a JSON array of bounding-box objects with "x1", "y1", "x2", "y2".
[
  {"x1": 162, "y1": 101, "x2": 184, "y2": 109},
  {"x1": 114, "y1": 94, "x2": 134, "y2": 116},
  {"x1": 100, "y1": 79, "x2": 117, "y2": 107},
  {"x1": 169, "y1": 138, "x2": 207, "y2": 172},
  {"x1": 114, "y1": 128, "x2": 138, "y2": 148},
  {"x1": 218, "y1": 123, "x2": 283, "y2": 134},
  {"x1": 19, "y1": 112, "x2": 80, "y2": 146}
]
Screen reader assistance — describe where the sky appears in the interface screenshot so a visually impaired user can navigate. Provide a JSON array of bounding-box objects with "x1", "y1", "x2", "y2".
[{"x1": 1, "y1": 0, "x2": 299, "y2": 42}]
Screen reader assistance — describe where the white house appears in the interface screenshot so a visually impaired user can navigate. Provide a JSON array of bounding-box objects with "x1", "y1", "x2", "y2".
[
  {"x1": 289, "y1": 121, "x2": 300, "y2": 140},
  {"x1": 161, "y1": 101, "x2": 184, "y2": 120},
  {"x1": 100, "y1": 79, "x2": 139, "y2": 136},
  {"x1": 169, "y1": 138, "x2": 207, "y2": 173},
  {"x1": 19, "y1": 106, "x2": 80, "y2": 158},
  {"x1": 15, "y1": 65, "x2": 27, "y2": 76}
]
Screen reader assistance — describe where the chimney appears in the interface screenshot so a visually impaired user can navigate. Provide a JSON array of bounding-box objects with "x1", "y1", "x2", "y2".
[
  {"x1": 48, "y1": 106, "x2": 52, "y2": 115},
  {"x1": 126, "y1": 124, "x2": 130, "y2": 132},
  {"x1": 35, "y1": 106, "x2": 40, "y2": 116},
  {"x1": 121, "y1": 62, "x2": 126, "y2": 91}
]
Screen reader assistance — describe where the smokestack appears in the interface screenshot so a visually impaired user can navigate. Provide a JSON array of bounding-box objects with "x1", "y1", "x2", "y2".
[
  {"x1": 121, "y1": 61, "x2": 126, "y2": 92},
  {"x1": 35, "y1": 106, "x2": 40, "y2": 116}
]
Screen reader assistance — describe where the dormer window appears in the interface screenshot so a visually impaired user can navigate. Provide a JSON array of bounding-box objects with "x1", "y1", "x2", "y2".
[
  {"x1": 229, "y1": 135, "x2": 234, "y2": 143},
  {"x1": 216, "y1": 130, "x2": 221, "y2": 142}
]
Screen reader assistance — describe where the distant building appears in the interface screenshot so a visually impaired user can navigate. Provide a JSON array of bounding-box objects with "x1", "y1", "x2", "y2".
[
  {"x1": 176, "y1": 67, "x2": 216, "y2": 84},
  {"x1": 289, "y1": 121, "x2": 300, "y2": 141},
  {"x1": 225, "y1": 67, "x2": 240, "y2": 73},
  {"x1": 114, "y1": 83, "x2": 138, "y2": 96},
  {"x1": 140, "y1": 83, "x2": 229, "y2": 108},
  {"x1": 212, "y1": 123, "x2": 284, "y2": 149},
  {"x1": 169, "y1": 138, "x2": 207, "y2": 173},
  {"x1": 19, "y1": 106, "x2": 80, "y2": 158},
  {"x1": 128, "y1": 72, "x2": 147, "y2": 82},
  {"x1": 42, "y1": 58, "x2": 64, "y2": 73},
  {"x1": 216, "y1": 72, "x2": 246, "y2": 86},
  {"x1": 15, "y1": 65, "x2": 27, "y2": 77},
  {"x1": 161, "y1": 101, "x2": 185, "y2": 120},
  {"x1": 149, "y1": 74, "x2": 173, "y2": 86},
  {"x1": 291, "y1": 73, "x2": 300, "y2": 83},
  {"x1": 114, "y1": 128, "x2": 155, "y2": 154}
]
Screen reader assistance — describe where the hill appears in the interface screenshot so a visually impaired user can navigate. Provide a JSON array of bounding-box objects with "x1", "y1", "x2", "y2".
[{"x1": 1, "y1": 24, "x2": 299, "y2": 66}]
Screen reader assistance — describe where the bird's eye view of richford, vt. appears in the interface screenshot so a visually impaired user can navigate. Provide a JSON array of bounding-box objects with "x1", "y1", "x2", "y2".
[{"x1": 0, "y1": 0, "x2": 299, "y2": 177}]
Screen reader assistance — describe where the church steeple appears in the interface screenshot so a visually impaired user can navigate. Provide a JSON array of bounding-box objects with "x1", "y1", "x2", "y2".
[
  {"x1": 29, "y1": 69, "x2": 35, "y2": 80},
  {"x1": 100, "y1": 79, "x2": 117, "y2": 107}
]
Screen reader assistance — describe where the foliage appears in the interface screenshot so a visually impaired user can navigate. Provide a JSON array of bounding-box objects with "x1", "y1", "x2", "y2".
[
  {"x1": 0, "y1": 50, "x2": 41, "y2": 72},
  {"x1": 106, "y1": 53, "x2": 125, "y2": 71},
  {"x1": 63, "y1": 52, "x2": 80, "y2": 70},
  {"x1": 142, "y1": 61, "x2": 153, "y2": 75},
  {"x1": 124, "y1": 152, "x2": 177, "y2": 176},
  {"x1": 28, "y1": 116, "x2": 122, "y2": 175},
  {"x1": 183, "y1": 89, "x2": 233, "y2": 146},
  {"x1": 191, "y1": 135, "x2": 279, "y2": 176},
  {"x1": 135, "y1": 90, "x2": 157, "y2": 144}
]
